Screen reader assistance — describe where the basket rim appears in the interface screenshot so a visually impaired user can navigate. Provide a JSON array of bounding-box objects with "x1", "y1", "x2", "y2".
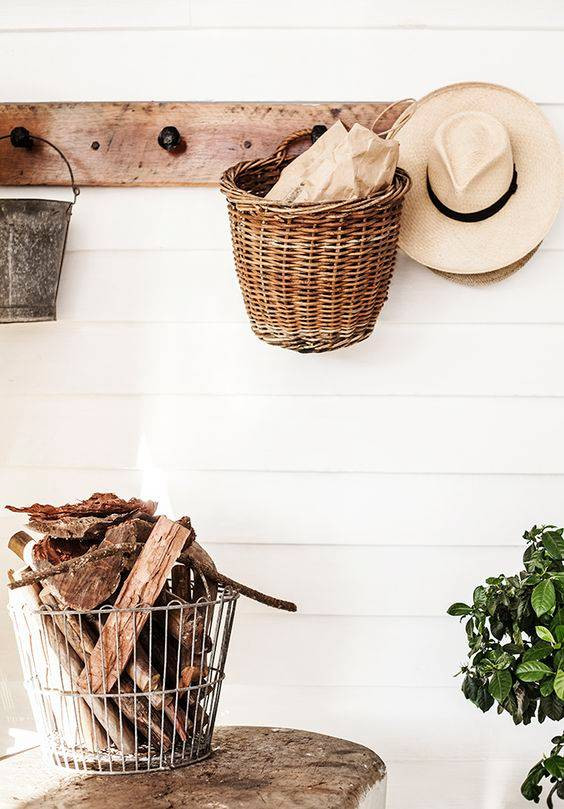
[
  {"x1": 220, "y1": 163, "x2": 411, "y2": 217},
  {"x1": 10, "y1": 587, "x2": 239, "y2": 617}
]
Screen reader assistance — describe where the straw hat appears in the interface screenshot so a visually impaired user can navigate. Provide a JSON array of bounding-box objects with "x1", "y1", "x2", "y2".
[{"x1": 394, "y1": 82, "x2": 563, "y2": 279}]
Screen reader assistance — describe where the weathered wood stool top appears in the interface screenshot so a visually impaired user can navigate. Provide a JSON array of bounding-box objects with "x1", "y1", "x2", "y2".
[{"x1": 0, "y1": 726, "x2": 386, "y2": 809}]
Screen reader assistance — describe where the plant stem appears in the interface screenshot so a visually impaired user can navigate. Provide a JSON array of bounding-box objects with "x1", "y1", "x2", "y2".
[{"x1": 547, "y1": 783, "x2": 558, "y2": 809}]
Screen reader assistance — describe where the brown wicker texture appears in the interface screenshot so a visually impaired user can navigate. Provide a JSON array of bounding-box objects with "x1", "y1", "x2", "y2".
[{"x1": 220, "y1": 129, "x2": 411, "y2": 353}]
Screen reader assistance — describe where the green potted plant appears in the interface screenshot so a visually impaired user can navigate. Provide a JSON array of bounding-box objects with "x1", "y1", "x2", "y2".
[{"x1": 448, "y1": 525, "x2": 564, "y2": 805}]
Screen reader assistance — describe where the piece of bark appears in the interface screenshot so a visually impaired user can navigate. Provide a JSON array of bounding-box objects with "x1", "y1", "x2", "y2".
[
  {"x1": 45, "y1": 520, "x2": 153, "y2": 610},
  {"x1": 6, "y1": 492, "x2": 157, "y2": 520},
  {"x1": 26, "y1": 534, "x2": 124, "y2": 610},
  {"x1": 27, "y1": 512, "x2": 135, "y2": 540},
  {"x1": 78, "y1": 517, "x2": 191, "y2": 694}
]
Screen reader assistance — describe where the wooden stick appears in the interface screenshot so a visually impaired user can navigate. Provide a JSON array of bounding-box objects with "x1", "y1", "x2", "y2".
[
  {"x1": 180, "y1": 550, "x2": 297, "y2": 612},
  {"x1": 113, "y1": 677, "x2": 173, "y2": 752},
  {"x1": 155, "y1": 590, "x2": 209, "y2": 655},
  {"x1": 8, "y1": 541, "x2": 136, "y2": 590},
  {"x1": 79, "y1": 517, "x2": 191, "y2": 694},
  {"x1": 171, "y1": 563, "x2": 191, "y2": 601},
  {"x1": 42, "y1": 612, "x2": 136, "y2": 754}
]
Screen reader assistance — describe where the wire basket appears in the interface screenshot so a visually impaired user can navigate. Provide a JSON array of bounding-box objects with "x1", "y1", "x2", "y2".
[
  {"x1": 220, "y1": 128, "x2": 411, "y2": 353},
  {"x1": 9, "y1": 575, "x2": 238, "y2": 773}
]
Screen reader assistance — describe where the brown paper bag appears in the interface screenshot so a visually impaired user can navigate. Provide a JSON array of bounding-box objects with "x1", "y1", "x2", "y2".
[{"x1": 266, "y1": 120, "x2": 399, "y2": 204}]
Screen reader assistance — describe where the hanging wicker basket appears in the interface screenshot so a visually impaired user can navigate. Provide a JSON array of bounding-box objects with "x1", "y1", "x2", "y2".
[{"x1": 220, "y1": 128, "x2": 411, "y2": 353}]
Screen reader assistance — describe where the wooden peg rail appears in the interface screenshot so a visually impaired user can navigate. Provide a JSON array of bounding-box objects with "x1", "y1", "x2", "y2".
[{"x1": 0, "y1": 101, "x2": 405, "y2": 188}]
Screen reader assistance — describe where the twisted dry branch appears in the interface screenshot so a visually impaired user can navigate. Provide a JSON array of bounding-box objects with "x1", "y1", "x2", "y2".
[
  {"x1": 7, "y1": 541, "x2": 136, "y2": 590},
  {"x1": 181, "y1": 550, "x2": 297, "y2": 613}
]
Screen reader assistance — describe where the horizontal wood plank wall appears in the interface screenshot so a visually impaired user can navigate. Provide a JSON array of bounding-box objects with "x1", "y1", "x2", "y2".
[
  {"x1": 0, "y1": 31, "x2": 561, "y2": 102},
  {"x1": 0, "y1": 8, "x2": 562, "y2": 805}
]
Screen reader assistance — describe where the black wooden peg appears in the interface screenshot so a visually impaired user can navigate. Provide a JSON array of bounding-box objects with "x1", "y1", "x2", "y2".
[
  {"x1": 10, "y1": 126, "x2": 33, "y2": 149},
  {"x1": 158, "y1": 126, "x2": 182, "y2": 152},
  {"x1": 311, "y1": 124, "x2": 328, "y2": 144}
]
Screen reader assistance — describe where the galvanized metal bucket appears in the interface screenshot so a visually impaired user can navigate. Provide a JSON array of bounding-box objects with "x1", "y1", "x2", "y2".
[{"x1": 0, "y1": 128, "x2": 79, "y2": 323}]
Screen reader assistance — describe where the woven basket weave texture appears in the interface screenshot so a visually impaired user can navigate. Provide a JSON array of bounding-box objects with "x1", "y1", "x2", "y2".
[{"x1": 220, "y1": 129, "x2": 411, "y2": 353}]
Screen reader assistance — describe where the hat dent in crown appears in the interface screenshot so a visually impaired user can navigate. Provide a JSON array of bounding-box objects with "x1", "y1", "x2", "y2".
[{"x1": 427, "y1": 111, "x2": 515, "y2": 214}]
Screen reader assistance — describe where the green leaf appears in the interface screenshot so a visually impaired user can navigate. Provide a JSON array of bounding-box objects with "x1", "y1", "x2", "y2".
[
  {"x1": 544, "y1": 755, "x2": 564, "y2": 779},
  {"x1": 532, "y1": 579, "x2": 556, "y2": 617},
  {"x1": 493, "y1": 652, "x2": 513, "y2": 670},
  {"x1": 474, "y1": 685, "x2": 494, "y2": 713},
  {"x1": 554, "y1": 670, "x2": 564, "y2": 701},
  {"x1": 522, "y1": 643, "x2": 552, "y2": 663},
  {"x1": 489, "y1": 616, "x2": 505, "y2": 640},
  {"x1": 536, "y1": 625, "x2": 556, "y2": 644},
  {"x1": 473, "y1": 586, "x2": 487, "y2": 609},
  {"x1": 516, "y1": 661, "x2": 553, "y2": 682},
  {"x1": 552, "y1": 609, "x2": 564, "y2": 630},
  {"x1": 555, "y1": 626, "x2": 564, "y2": 644},
  {"x1": 447, "y1": 602, "x2": 472, "y2": 617},
  {"x1": 461, "y1": 674, "x2": 479, "y2": 703},
  {"x1": 541, "y1": 677, "x2": 555, "y2": 697},
  {"x1": 489, "y1": 670, "x2": 512, "y2": 703},
  {"x1": 521, "y1": 762, "x2": 545, "y2": 802},
  {"x1": 541, "y1": 692, "x2": 564, "y2": 721},
  {"x1": 461, "y1": 674, "x2": 478, "y2": 702},
  {"x1": 542, "y1": 531, "x2": 564, "y2": 559},
  {"x1": 555, "y1": 649, "x2": 564, "y2": 671},
  {"x1": 476, "y1": 659, "x2": 494, "y2": 676}
]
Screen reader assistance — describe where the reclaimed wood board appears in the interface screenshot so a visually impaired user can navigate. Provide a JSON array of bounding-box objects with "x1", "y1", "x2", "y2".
[{"x1": 0, "y1": 101, "x2": 404, "y2": 187}]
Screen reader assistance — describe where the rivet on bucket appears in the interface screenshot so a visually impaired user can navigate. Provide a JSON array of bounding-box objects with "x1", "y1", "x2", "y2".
[{"x1": 0, "y1": 128, "x2": 79, "y2": 324}]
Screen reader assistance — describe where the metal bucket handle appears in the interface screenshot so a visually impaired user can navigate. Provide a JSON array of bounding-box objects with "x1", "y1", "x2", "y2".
[{"x1": 0, "y1": 127, "x2": 80, "y2": 204}]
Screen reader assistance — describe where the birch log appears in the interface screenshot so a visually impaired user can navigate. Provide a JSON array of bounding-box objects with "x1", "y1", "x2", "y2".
[{"x1": 42, "y1": 611, "x2": 136, "y2": 754}]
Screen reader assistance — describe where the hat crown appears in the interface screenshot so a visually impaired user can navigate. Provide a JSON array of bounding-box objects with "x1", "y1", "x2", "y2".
[{"x1": 427, "y1": 111, "x2": 514, "y2": 213}]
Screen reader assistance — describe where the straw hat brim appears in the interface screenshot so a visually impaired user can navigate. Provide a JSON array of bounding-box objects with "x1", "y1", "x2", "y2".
[
  {"x1": 430, "y1": 243, "x2": 541, "y2": 286},
  {"x1": 395, "y1": 82, "x2": 563, "y2": 275}
]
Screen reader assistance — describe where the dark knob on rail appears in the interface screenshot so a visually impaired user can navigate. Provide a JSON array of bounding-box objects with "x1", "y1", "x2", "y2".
[
  {"x1": 311, "y1": 124, "x2": 328, "y2": 144},
  {"x1": 158, "y1": 126, "x2": 182, "y2": 152},
  {"x1": 10, "y1": 126, "x2": 33, "y2": 149}
]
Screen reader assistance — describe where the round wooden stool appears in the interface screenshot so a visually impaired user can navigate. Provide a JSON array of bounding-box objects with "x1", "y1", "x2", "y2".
[{"x1": 0, "y1": 726, "x2": 387, "y2": 808}]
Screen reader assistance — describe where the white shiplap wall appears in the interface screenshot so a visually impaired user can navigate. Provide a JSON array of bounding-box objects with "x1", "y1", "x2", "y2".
[{"x1": 0, "y1": 3, "x2": 563, "y2": 807}]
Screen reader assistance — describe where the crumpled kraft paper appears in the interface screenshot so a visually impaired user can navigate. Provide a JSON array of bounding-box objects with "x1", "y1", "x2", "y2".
[{"x1": 266, "y1": 120, "x2": 399, "y2": 204}]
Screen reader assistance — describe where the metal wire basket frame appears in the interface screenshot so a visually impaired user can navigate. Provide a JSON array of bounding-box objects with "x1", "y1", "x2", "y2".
[{"x1": 9, "y1": 579, "x2": 238, "y2": 774}]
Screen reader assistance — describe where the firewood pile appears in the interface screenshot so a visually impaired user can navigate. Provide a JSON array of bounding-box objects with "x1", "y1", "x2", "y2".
[{"x1": 6, "y1": 492, "x2": 296, "y2": 769}]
